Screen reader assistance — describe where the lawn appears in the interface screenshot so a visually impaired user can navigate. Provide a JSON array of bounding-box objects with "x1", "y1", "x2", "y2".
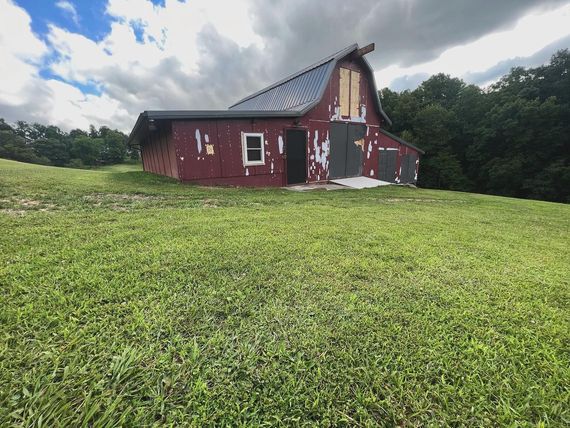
[
  {"x1": 95, "y1": 162, "x2": 143, "y2": 173},
  {"x1": 0, "y1": 158, "x2": 568, "y2": 426}
]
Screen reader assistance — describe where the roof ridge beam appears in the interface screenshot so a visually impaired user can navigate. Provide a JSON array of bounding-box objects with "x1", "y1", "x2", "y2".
[{"x1": 353, "y1": 43, "x2": 375, "y2": 58}]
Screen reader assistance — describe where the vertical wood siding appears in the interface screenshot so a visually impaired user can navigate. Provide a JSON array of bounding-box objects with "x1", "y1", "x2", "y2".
[{"x1": 140, "y1": 124, "x2": 179, "y2": 179}]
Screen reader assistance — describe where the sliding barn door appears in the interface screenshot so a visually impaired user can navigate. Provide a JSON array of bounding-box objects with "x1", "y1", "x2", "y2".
[{"x1": 329, "y1": 123, "x2": 366, "y2": 179}]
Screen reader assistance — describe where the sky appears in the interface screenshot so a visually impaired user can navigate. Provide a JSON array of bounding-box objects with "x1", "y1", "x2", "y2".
[{"x1": 1, "y1": 0, "x2": 569, "y2": 133}]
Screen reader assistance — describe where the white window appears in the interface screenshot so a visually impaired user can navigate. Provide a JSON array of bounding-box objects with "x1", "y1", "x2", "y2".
[{"x1": 241, "y1": 132, "x2": 265, "y2": 166}]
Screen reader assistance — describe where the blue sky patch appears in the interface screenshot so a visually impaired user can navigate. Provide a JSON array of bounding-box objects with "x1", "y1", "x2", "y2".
[{"x1": 15, "y1": 0, "x2": 113, "y2": 42}]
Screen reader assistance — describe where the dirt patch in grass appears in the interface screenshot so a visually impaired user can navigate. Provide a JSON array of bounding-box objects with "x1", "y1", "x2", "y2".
[
  {"x1": 202, "y1": 198, "x2": 220, "y2": 208},
  {"x1": 83, "y1": 193, "x2": 164, "y2": 203},
  {"x1": 82, "y1": 193, "x2": 166, "y2": 210},
  {"x1": 383, "y1": 197, "x2": 467, "y2": 203},
  {"x1": 0, "y1": 208, "x2": 27, "y2": 216},
  {"x1": 82, "y1": 193, "x2": 229, "y2": 210},
  {"x1": 0, "y1": 197, "x2": 58, "y2": 214}
]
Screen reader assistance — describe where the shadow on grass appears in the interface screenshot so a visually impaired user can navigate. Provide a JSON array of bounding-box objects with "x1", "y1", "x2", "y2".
[{"x1": 104, "y1": 171, "x2": 180, "y2": 186}]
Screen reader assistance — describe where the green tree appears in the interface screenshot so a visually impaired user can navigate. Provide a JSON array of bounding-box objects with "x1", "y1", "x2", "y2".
[
  {"x1": 32, "y1": 138, "x2": 70, "y2": 166},
  {"x1": 379, "y1": 49, "x2": 570, "y2": 202},
  {"x1": 100, "y1": 129, "x2": 127, "y2": 164},
  {"x1": 0, "y1": 126, "x2": 49, "y2": 164},
  {"x1": 0, "y1": 118, "x2": 12, "y2": 131},
  {"x1": 417, "y1": 73, "x2": 466, "y2": 108},
  {"x1": 71, "y1": 136, "x2": 103, "y2": 166},
  {"x1": 411, "y1": 104, "x2": 468, "y2": 189}
]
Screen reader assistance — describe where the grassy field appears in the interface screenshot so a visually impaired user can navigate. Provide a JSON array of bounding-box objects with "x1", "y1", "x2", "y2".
[
  {"x1": 95, "y1": 162, "x2": 143, "y2": 173},
  {"x1": 1, "y1": 158, "x2": 568, "y2": 426}
]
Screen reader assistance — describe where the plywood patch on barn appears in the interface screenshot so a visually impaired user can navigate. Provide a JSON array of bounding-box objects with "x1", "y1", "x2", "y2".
[
  {"x1": 350, "y1": 71, "x2": 360, "y2": 117},
  {"x1": 339, "y1": 68, "x2": 350, "y2": 117}
]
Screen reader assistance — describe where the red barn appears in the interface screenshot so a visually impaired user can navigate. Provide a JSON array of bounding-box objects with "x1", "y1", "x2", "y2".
[{"x1": 128, "y1": 43, "x2": 424, "y2": 187}]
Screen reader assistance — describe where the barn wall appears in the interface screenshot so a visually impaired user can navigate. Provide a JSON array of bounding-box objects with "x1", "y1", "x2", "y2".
[
  {"x1": 172, "y1": 118, "x2": 301, "y2": 186},
  {"x1": 377, "y1": 132, "x2": 421, "y2": 183},
  {"x1": 141, "y1": 124, "x2": 178, "y2": 179},
  {"x1": 304, "y1": 56, "x2": 422, "y2": 184},
  {"x1": 301, "y1": 55, "x2": 387, "y2": 183}
]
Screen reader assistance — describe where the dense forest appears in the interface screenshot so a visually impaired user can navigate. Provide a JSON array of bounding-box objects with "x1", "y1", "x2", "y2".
[
  {"x1": 0, "y1": 120, "x2": 137, "y2": 168},
  {"x1": 380, "y1": 50, "x2": 570, "y2": 203}
]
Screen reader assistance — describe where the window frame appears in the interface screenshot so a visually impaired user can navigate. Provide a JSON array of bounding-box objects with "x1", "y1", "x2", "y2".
[{"x1": 241, "y1": 132, "x2": 265, "y2": 166}]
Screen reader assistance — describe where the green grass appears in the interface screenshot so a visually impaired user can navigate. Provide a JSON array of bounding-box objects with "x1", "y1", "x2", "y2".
[
  {"x1": 1, "y1": 158, "x2": 568, "y2": 426},
  {"x1": 95, "y1": 162, "x2": 143, "y2": 173}
]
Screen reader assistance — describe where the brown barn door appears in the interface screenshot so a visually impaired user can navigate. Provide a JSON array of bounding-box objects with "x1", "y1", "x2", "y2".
[
  {"x1": 329, "y1": 123, "x2": 366, "y2": 179},
  {"x1": 285, "y1": 129, "x2": 307, "y2": 185},
  {"x1": 400, "y1": 154, "x2": 418, "y2": 183},
  {"x1": 378, "y1": 149, "x2": 398, "y2": 182}
]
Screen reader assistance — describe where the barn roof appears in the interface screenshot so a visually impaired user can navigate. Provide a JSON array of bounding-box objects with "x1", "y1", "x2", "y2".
[
  {"x1": 228, "y1": 43, "x2": 391, "y2": 124},
  {"x1": 379, "y1": 129, "x2": 425, "y2": 154},
  {"x1": 128, "y1": 109, "x2": 298, "y2": 146},
  {"x1": 129, "y1": 43, "x2": 391, "y2": 145}
]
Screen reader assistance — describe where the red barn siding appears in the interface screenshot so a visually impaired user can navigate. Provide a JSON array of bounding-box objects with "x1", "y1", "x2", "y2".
[
  {"x1": 172, "y1": 118, "x2": 297, "y2": 186},
  {"x1": 377, "y1": 132, "x2": 420, "y2": 183},
  {"x1": 306, "y1": 120, "x2": 330, "y2": 181},
  {"x1": 362, "y1": 125, "x2": 382, "y2": 179},
  {"x1": 141, "y1": 124, "x2": 178, "y2": 179}
]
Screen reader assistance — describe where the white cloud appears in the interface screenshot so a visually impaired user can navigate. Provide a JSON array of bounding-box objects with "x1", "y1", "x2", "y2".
[
  {"x1": 0, "y1": 0, "x2": 47, "y2": 104},
  {"x1": 0, "y1": 0, "x2": 264, "y2": 132},
  {"x1": 375, "y1": 3, "x2": 570, "y2": 89},
  {"x1": 0, "y1": 0, "x2": 46, "y2": 105},
  {"x1": 55, "y1": 0, "x2": 80, "y2": 26},
  {"x1": 104, "y1": 0, "x2": 262, "y2": 74},
  {"x1": 0, "y1": 0, "x2": 131, "y2": 130},
  {"x1": 41, "y1": 0, "x2": 267, "y2": 131},
  {"x1": 0, "y1": 0, "x2": 569, "y2": 133}
]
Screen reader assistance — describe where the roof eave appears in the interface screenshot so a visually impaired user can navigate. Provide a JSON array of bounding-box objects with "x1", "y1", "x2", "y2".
[
  {"x1": 359, "y1": 55, "x2": 392, "y2": 126},
  {"x1": 127, "y1": 111, "x2": 149, "y2": 147},
  {"x1": 128, "y1": 109, "x2": 303, "y2": 146},
  {"x1": 379, "y1": 129, "x2": 425, "y2": 154}
]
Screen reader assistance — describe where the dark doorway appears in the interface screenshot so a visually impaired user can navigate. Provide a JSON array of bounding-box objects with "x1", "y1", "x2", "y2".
[
  {"x1": 285, "y1": 129, "x2": 307, "y2": 185},
  {"x1": 329, "y1": 123, "x2": 366, "y2": 179},
  {"x1": 378, "y1": 149, "x2": 398, "y2": 182},
  {"x1": 400, "y1": 153, "x2": 418, "y2": 183}
]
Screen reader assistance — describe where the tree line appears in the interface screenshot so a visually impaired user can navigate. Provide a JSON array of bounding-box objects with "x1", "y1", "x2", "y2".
[
  {"x1": 0, "y1": 120, "x2": 137, "y2": 168},
  {"x1": 381, "y1": 49, "x2": 569, "y2": 203}
]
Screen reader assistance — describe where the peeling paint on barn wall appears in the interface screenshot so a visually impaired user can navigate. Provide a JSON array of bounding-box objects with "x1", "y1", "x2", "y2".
[
  {"x1": 308, "y1": 129, "x2": 331, "y2": 181},
  {"x1": 195, "y1": 129, "x2": 202, "y2": 154},
  {"x1": 171, "y1": 118, "x2": 299, "y2": 185},
  {"x1": 306, "y1": 121, "x2": 332, "y2": 181}
]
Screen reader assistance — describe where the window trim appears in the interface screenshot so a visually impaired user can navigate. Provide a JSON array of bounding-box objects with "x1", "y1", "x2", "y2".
[{"x1": 241, "y1": 132, "x2": 265, "y2": 166}]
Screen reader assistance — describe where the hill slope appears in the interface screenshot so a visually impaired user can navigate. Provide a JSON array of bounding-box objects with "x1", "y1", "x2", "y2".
[{"x1": 1, "y1": 159, "x2": 568, "y2": 426}]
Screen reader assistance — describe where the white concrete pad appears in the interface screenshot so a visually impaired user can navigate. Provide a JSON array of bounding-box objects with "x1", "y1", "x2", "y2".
[
  {"x1": 285, "y1": 183, "x2": 345, "y2": 191},
  {"x1": 330, "y1": 176, "x2": 391, "y2": 189}
]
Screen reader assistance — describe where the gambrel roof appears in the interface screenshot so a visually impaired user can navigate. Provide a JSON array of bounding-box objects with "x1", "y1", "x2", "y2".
[
  {"x1": 129, "y1": 43, "x2": 391, "y2": 145},
  {"x1": 229, "y1": 43, "x2": 391, "y2": 124}
]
